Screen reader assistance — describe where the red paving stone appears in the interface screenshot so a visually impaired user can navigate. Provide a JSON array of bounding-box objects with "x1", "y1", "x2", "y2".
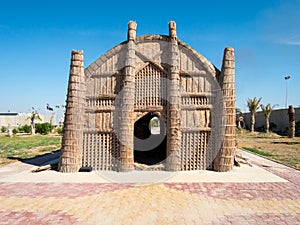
[
  {"x1": 206, "y1": 213, "x2": 300, "y2": 225},
  {"x1": 164, "y1": 182, "x2": 300, "y2": 200},
  {"x1": 0, "y1": 210, "x2": 86, "y2": 225},
  {"x1": 0, "y1": 150, "x2": 300, "y2": 224},
  {"x1": 0, "y1": 183, "x2": 133, "y2": 198}
]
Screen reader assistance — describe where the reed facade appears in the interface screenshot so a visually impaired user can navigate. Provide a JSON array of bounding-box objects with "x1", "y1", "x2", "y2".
[{"x1": 59, "y1": 21, "x2": 236, "y2": 172}]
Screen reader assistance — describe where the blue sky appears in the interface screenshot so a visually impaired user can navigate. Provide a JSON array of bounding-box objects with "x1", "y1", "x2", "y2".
[{"x1": 0, "y1": 0, "x2": 299, "y2": 120}]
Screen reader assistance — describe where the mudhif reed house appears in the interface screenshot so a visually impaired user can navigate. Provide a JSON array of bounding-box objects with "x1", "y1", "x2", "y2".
[{"x1": 59, "y1": 21, "x2": 236, "y2": 173}]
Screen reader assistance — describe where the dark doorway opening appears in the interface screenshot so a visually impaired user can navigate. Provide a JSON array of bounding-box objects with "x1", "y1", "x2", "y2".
[{"x1": 134, "y1": 113, "x2": 166, "y2": 165}]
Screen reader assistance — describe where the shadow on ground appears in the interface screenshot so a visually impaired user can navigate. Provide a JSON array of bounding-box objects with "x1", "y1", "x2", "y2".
[
  {"x1": 271, "y1": 141, "x2": 300, "y2": 145},
  {"x1": 8, "y1": 150, "x2": 61, "y2": 167}
]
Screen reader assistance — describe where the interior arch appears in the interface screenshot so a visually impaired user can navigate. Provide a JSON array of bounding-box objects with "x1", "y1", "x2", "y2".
[{"x1": 133, "y1": 112, "x2": 167, "y2": 165}]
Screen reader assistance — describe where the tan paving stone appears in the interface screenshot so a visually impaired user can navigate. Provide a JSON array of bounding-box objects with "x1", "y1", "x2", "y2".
[
  {"x1": 1, "y1": 189, "x2": 300, "y2": 224},
  {"x1": 1, "y1": 149, "x2": 300, "y2": 224}
]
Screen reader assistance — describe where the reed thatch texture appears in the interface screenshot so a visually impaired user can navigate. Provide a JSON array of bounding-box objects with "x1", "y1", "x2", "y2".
[
  {"x1": 59, "y1": 50, "x2": 85, "y2": 172},
  {"x1": 214, "y1": 47, "x2": 236, "y2": 172},
  {"x1": 118, "y1": 21, "x2": 137, "y2": 172},
  {"x1": 166, "y1": 21, "x2": 181, "y2": 171}
]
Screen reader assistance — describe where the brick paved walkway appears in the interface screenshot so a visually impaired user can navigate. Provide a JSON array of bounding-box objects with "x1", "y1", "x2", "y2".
[{"x1": 0, "y1": 149, "x2": 299, "y2": 224}]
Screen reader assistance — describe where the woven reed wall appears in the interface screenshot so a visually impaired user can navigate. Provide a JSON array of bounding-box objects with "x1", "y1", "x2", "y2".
[
  {"x1": 81, "y1": 48, "x2": 221, "y2": 171},
  {"x1": 83, "y1": 72, "x2": 121, "y2": 170},
  {"x1": 60, "y1": 22, "x2": 236, "y2": 172}
]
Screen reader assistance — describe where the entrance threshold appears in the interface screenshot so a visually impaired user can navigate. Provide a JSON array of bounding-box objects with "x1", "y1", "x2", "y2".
[{"x1": 134, "y1": 162, "x2": 166, "y2": 171}]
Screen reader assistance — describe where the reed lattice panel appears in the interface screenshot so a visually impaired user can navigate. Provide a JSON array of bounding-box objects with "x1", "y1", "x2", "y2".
[
  {"x1": 135, "y1": 63, "x2": 167, "y2": 107},
  {"x1": 82, "y1": 132, "x2": 120, "y2": 170},
  {"x1": 86, "y1": 98, "x2": 115, "y2": 108},
  {"x1": 180, "y1": 131, "x2": 210, "y2": 170},
  {"x1": 181, "y1": 96, "x2": 209, "y2": 106}
]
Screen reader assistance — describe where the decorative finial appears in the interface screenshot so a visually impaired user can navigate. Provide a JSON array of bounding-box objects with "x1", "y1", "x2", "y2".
[
  {"x1": 224, "y1": 46, "x2": 234, "y2": 61},
  {"x1": 168, "y1": 21, "x2": 177, "y2": 39},
  {"x1": 128, "y1": 21, "x2": 137, "y2": 41}
]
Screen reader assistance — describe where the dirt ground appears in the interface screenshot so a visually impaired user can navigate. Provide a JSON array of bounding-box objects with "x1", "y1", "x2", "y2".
[{"x1": 237, "y1": 131, "x2": 300, "y2": 169}]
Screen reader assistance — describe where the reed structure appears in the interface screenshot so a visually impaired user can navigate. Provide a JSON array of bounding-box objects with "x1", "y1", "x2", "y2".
[{"x1": 59, "y1": 21, "x2": 236, "y2": 172}]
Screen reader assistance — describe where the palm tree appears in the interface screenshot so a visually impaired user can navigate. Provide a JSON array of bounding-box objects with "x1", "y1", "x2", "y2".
[
  {"x1": 260, "y1": 103, "x2": 278, "y2": 133},
  {"x1": 247, "y1": 97, "x2": 262, "y2": 132},
  {"x1": 26, "y1": 110, "x2": 42, "y2": 135},
  {"x1": 288, "y1": 105, "x2": 295, "y2": 138}
]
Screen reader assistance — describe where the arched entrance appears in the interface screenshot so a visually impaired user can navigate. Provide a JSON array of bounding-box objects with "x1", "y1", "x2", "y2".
[{"x1": 134, "y1": 113, "x2": 167, "y2": 166}]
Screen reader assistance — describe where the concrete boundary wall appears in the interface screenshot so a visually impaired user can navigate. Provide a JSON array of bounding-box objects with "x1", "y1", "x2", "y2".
[
  {"x1": 0, "y1": 113, "x2": 54, "y2": 128},
  {"x1": 243, "y1": 107, "x2": 300, "y2": 133}
]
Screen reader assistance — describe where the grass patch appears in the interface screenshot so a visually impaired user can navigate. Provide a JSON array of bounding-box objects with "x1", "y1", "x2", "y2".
[
  {"x1": 242, "y1": 147, "x2": 274, "y2": 157},
  {"x1": 0, "y1": 135, "x2": 61, "y2": 166},
  {"x1": 272, "y1": 155, "x2": 300, "y2": 168},
  {"x1": 238, "y1": 133, "x2": 300, "y2": 169},
  {"x1": 38, "y1": 146, "x2": 58, "y2": 153},
  {"x1": 0, "y1": 135, "x2": 60, "y2": 151}
]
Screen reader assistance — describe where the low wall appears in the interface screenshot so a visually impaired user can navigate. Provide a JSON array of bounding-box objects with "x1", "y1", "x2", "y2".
[{"x1": 0, "y1": 113, "x2": 55, "y2": 128}]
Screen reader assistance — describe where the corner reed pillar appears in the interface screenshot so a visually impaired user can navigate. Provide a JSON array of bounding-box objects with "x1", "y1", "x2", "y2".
[
  {"x1": 214, "y1": 47, "x2": 236, "y2": 172},
  {"x1": 118, "y1": 21, "x2": 137, "y2": 172},
  {"x1": 166, "y1": 21, "x2": 181, "y2": 171},
  {"x1": 59, "y1": 50, "x2": 85, "y2": 173}
]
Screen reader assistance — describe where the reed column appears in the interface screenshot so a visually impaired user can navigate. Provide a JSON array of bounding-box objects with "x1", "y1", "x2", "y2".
[
  {"x1": 118, "y1": 21, "x2": 137, "y2": 172},
  {"x1": 59, "y1": 50, "x2": 85, "y2": 172},
  {"x1": 214, "y1": 47, "x2": 236, "y2": 172},
  {"x1": 166, "y1": 21, "x2": 181, "y2": 171}
]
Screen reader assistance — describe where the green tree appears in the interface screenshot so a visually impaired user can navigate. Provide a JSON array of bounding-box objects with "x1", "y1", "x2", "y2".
[
  {"x1": 26, "y1": 110, "x2": 42, "y2": 135},
  {"x1": 260, "y1": 103, "x2": 278, "y2": 133},
  {"x1": 247, "y1": 97, "x2": 262, "y2": 132}
]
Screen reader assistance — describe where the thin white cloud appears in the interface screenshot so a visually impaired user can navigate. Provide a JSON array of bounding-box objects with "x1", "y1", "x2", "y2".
[
  {"x1": 277, "y1": 40, "x2": 300, "y2": 46},
  {"x1": 275, "y1": 34, "x2": 300, "y2": 46},
  {"x1": 287, "y1": 41, "x2": 300, "y2": 45}
]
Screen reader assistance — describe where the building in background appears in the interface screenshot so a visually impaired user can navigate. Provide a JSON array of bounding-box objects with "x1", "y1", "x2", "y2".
[
  {"x1": 0, "y1": 112, "x2": 55, "y2": 128},
  {"x1": 243, "y1": 107, "x2": 300, "y2": 134}
]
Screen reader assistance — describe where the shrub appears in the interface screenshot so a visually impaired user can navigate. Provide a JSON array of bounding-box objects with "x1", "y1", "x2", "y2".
[
  {"x1": 1, "y1": 126, "x2": 6, "y2": 133},
  {"x1": 23, "y1": 124, "x2": 31, "y2": 133},
  {"x1": 35, "y1": 123, "x2": 54, "y2": 135},
  {"x1": 55, "y1": 126, "x2": 63, "y2": 135},
  {"x1": 18, "y1": 124, "x2": 31, "y2": 133},
  {"x1": 12, "y1": 128, "x2": 19, "y2": 135}
]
